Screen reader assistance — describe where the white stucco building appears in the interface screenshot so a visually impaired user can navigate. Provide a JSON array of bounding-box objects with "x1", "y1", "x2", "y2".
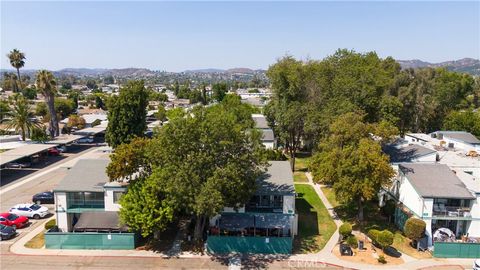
[{"x1": 54, "y1": 159, "x2": 127, "y2": 232}]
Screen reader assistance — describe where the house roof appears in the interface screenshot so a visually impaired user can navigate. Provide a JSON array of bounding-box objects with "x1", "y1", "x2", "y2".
[
  {"x1": 73, "y1": 211, "x2": 128, "y2": 232},
  {"x1": 399, "y1": 163, "x2": 475, "y2": 199},
  {"x1": 261, "y1": 129, "x2": 275, "y2": 142},
  {"x1": 384, "y1": 144, "x2": 437, "y2": 163},
  {"x1": 0, "y1": 144, "x2": 58, "y2": 167},
  {"x1": 252, "y1": 114, "x2": 269, "y2": 129},
  {"x1": 54, "y1": 159, "x2": 110, "y2": 192},
  {"x1": 435, "y1": 131, "x2": 480, "y2": 145},
  {"x1": 256, "y1": 161, "x2": 295, "y2": 195}
]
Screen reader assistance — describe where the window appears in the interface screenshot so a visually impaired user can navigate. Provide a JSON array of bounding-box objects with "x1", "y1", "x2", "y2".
[{"x1": 113, "y1": 191, "x2": 124, "y2": 204}]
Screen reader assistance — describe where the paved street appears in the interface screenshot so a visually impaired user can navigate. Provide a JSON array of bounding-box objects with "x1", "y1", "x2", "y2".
[{"x1": 0, "y1": 144, "x2": 472, "y2": 269}]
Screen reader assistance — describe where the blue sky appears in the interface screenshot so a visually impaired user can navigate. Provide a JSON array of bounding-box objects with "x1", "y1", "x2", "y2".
[{"x1": 1, "y1": 1, "x2": 479, "y2": 71}]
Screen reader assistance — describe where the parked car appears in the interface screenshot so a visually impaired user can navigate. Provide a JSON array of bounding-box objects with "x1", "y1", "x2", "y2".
[
  {"x1": 47, "y1": 148, "x2": 61, "y2": 156},
  {"x1": 56, "y1": 145, "x2": 67, "y2": 153},
  {"x1": 32, "y1": 191, "x2": 54, "y2": 204},
  {"x1": 77, "y1": 137, "x2": 94, "y2": 143},
  {"x1": 0, "y1": 224, "x2": 16, "y2": 241},
  {"x1": 5, "y1": 161, "x2": 31, "y2": 169},
  {"x1": 9, "y1": 204, "x2": 50, "y2": 219},
  {"x1": 0, "y1": 213, "x2": 28, "y2": 229}
]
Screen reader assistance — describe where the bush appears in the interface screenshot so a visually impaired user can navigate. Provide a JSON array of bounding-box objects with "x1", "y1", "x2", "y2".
[
  {"x1": 368, "y1": 229, "x2": 380, "y2": 243},
  {"x1": 404, "y1": 217, "x2": 426, "y2": 241},
  {"x1": 31, "y1": 127, "x2": 49, "y2": 142},
  {"x1": 377, "y1": 230, "x2": 394, "y2": 250},
  {"x1": 346, "y1": 235, "x2": 358, "y2": 248},
  {"x1": 44, "y1": 219, "x2": 56, "y2": 230},
  {"x1": 377, "y1": 255, "x2": 387, "y2": 264},
  {"x1": 339, "y1": 222, "x2": 352, "y2": 238}
]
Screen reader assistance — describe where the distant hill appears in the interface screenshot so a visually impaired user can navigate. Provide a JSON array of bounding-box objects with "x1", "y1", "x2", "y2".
[
  {"x1": 226, "y1": 68, "x2": 255, "y2": 74},
  {"x1": 397, "y1": 58, "x2": 480, "y2": 76},
  {"x1": 183, "y1": 68, "x2": 225, "y2": 73}
]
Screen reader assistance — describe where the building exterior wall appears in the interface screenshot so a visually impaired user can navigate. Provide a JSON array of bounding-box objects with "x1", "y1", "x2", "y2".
[
  {"x1": 283, "y1": 195, "x2": 295, "y2": 215},
  {"x1": 467, "y1": 196, "x2": 480, "y2": 237},
  {"x1": 398, "y1": 175, "x2": 424, "y2": 217},
  {"x1": 55, "y1": 192, "x2": 69, "y2": 232},
  {"x1": 104, "y1": 188, "x2": 126, "y2": 212},
  {"x1": 262, "y1": 141, "x2": 275, "y2": 149}
]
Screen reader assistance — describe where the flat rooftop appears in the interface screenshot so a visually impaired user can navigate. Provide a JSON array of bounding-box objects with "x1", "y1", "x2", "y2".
[
  {"x1": 256, "y1": 161, "x2": 295, "y2": 195},
  {"x1": 54, "y1": 159, "x2": 110, "y2": 192},
  {"x1": 0, "y1": 143, "x2": 58, "y2": 167},
  {"x1": 399, "y1": 163, "x2": 475, "y2": 199}
]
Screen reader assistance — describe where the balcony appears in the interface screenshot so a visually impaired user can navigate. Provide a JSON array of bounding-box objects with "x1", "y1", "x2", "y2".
[
  {"x1": 66, "y1": 192, "x2": 105, "y2": 213},
  {"x1": 432, "y1": 205, "x2": 471, "y2": 218}
]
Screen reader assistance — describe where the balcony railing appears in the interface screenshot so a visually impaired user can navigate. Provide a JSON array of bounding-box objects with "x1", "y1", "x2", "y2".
[{"x1": 432, "y1": 205, "x2": 471, "y2": 218}]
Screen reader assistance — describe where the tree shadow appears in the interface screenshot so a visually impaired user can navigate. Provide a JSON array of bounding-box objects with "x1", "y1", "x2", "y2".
[
  {"x1": 384, "y1": 246, "x2": 402, "y2": 258},
  {"x1": 293, "y1": 192, "x2": 320, "y2": 253},
  {"x1": 136, "y1": 220, "x2": 179, "y2": 254},
  {"x1": 210, "y1": 253, "x2": 290, "y2": 270}
]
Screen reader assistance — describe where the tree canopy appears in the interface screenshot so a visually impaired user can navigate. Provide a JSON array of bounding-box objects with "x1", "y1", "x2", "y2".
[
  {"x1": 109, "y1": 102, "x2": 267, "y2": 239},
  {"x1": 105, "y1": 80, "x2": 148, "y2": 148}
]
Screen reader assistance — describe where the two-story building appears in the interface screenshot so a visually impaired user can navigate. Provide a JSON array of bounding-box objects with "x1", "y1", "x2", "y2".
[
  {"x1": 46, "y1": 159, "x2": 133, "y2": 249},
  {"x1": 207, "y1": 161, "x2": 297, "y2": 254},
  {"x1": 390, "y1": 163, "x2": 477, "y2": 247},
  {"x1": 252, "y1": 114, "x2": 276, "y2": 149}
]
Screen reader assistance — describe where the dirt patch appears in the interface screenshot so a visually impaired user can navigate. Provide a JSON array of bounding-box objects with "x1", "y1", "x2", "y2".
[{"x1": 332, "y1": 232, "x2": 404, "y2": 265}]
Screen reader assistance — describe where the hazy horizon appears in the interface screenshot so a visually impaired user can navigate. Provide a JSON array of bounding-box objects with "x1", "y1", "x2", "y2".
[{"x1": 1, "y1": 1, "x2": 479, "y2": 72}]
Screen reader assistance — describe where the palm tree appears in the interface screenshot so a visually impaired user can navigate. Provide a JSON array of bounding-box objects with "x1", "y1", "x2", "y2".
[
  {"x1": 7, "y1": 49, "x2": 26, "y2": 92},
  {"x1": 36, "y1": 70, "x2": 59, "y2": 137},
  {"x1": 5, "y1": 96, "x2": 40, "y2": 141}
]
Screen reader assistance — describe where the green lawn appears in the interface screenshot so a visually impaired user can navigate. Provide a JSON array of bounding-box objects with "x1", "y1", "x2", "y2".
[
  {"x1": 294, "y1": 184, "x2": 336, "y2": 253},
  {"x1": 293, "y1": 171, "x2": 308, "y2": 182},
  {"x1": 320, "y1": 186, "x2": 340, "y2": 208},
  {"x1": 291, "y1": 152, "x2": 311, "y2": 172}
]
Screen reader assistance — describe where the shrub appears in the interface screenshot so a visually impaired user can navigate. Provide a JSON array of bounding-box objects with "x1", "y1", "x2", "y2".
[
  {"x1": 404, "y1": 217, "x2": 426, "y2": 241},
  {"x1": 44, "y1": 219, "x2": 56, "y2": 230},
  {"x1": 346, "y1": 235, "x2": 358, "y2": 248},
  {"x1": 377, "y1": 230, "x2": 394, "y2": 250},
  {"x1": 339, "y1": 222, "x2": 353, "y2": 238},
  {"x1": 368, "y1": 229, "x2": 381, "y2": 243},
  {"x1": 377, "y1": 255, "x2": 387, "y2": 264}
]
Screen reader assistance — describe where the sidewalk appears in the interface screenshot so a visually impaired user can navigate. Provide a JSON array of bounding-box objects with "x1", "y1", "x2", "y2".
[
  {"x1": 299, "y1": 172, "x2": 472, "y2": 270},
  {"x1": 8, "y1": 170, "x2": 474, "y2": 269}
]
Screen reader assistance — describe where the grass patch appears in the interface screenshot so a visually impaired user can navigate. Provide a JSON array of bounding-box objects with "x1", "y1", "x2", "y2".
[
  {"x1": 291, "y1": 152, "x2": 311, "y2": 172},
  {"x1": 24, "y1": 231, "x2": 45, "y2": 249},
  {"x1": 320, "y1": 186, "x2": 340, "y2": 208},
  {"x1": 294, "y1": 184, "x2": 336, "y2": 253},
  {"x1": 392, "y1": 232, "x2": 432, "y2": 259},
  {"x1": 293, "y1": 171, "x2": 308, "y2": 182}
]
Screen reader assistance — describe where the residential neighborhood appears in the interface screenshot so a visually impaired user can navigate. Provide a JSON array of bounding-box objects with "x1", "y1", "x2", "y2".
[{"x1": 1, "y1": 1, "x2": 480, "y2": 270}]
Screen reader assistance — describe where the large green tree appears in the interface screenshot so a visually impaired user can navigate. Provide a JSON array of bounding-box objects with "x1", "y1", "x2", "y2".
[
  {"x1": 310, "y1": 113, "x2": 395, "y2": 221},
  {"x1": 36, "y1": 70, "x2": 59, "y2": 137},
  {"x1": 265, "y1": 56, "x2": 307, "y2": 171},
  {"x1": 7, "y1": 49, "x2": 26, "y2": 92},
  {"x1": 5, "y1": 96, "x2": 40, "y2": 141},
  {"x1": 105, "y1": 80, "x2": 148, "y2": 148},
  {"x1": 110, "y1": 104, "x2": 266, "y2": 240}
]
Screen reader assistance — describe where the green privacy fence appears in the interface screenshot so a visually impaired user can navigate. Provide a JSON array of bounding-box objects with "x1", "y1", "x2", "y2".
[
  {"x1": 45, "y1": 232, "x2": 136, "y2": 250},
  {"x1": 207, "y1": 236, "x2": 292, "y2": 254},
  {"x1": 394, "y1": 207, "x2": 409, "y2": 231},
  {"x1": 434, "y1": 242, "x2": 480, "y2": 258}
]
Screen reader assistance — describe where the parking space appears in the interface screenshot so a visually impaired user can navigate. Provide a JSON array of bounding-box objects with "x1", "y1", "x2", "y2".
[
  {"x1": 1, "y1": 145, "x2": 93, "y2": 187},
  {"x1": 1, "y1": 215, "x2": 49, "y2": 245}
]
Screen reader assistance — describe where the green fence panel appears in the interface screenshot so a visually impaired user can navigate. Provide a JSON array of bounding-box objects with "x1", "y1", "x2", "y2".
[
  {"x1": 394, "y1": 207, "x2": 409, "y2": 231},
  {"x1": 434, "y1": 242, "x2": 480, "y2": 258},
  {"x1": 207, "y1": 236, "x2": 292, "y2": 254},
  {"x1": 45, "y1": 232, "x2": 135, "y2": 250}
]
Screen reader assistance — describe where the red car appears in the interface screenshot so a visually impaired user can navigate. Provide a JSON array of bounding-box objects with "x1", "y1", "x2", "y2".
[
  {"x1": 0, "y1": 213, "x2": 28, "y2": 229},
  {"x1": 47, "y1": 148, "x2": 60, "y2": 156}
]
